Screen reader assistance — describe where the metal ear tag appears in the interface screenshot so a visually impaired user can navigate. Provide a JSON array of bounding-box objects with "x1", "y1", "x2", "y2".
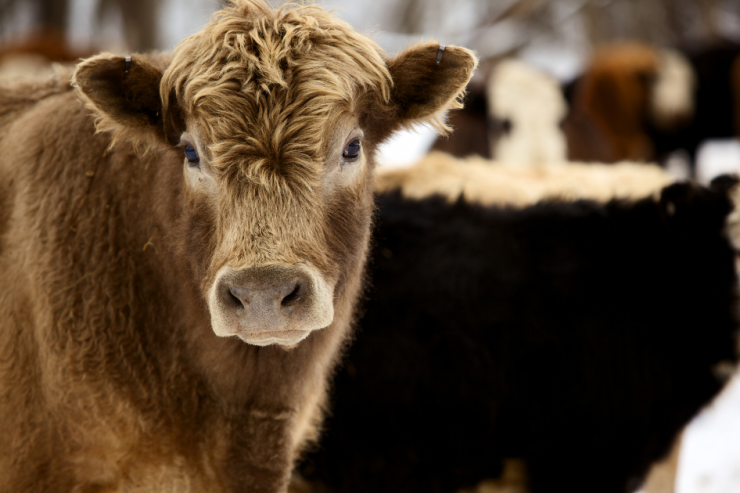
[
  {"x1": 436, "y1": 45, "x2": 446, "y2": 65},
  {"x1": 124, "y1": 56, "x2": 132, "y2": 74}
]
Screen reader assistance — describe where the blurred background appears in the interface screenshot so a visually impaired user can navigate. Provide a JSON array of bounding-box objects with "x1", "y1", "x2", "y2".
[
  {"x1": 2, "y1": 0, "x2": 740, "y2": 491},
  {"x1": 2, "y1": 0, "x2": 740, "y2": 172},
  {"x1": 2, "y1": 0, "x2": 739, "y2": 70}
]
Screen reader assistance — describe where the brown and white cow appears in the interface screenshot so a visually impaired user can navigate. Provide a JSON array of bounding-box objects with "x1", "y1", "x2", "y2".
[
  {"x1": 563, "y1": 42, "x2": 695, "y2": 164},
  {"x1": 431, "y1": 59, "x2": 568, "y2": 166},
  {"x1": 0, "y1": 1, "x2": 476, "y2": 491},
  {"x1": 562, "y1": 41, "x2": 740, "y2": 173}
]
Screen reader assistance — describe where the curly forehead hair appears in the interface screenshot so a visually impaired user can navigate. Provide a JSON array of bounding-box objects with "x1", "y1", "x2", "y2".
[{"x1": 160, "y1": 0, "x2": 392, "y2": 190}]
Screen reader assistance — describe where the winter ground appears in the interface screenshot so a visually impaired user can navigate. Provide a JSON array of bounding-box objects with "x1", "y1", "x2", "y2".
[{"x1": 678, "y1": 371, "x2": 740, "y2": 493}]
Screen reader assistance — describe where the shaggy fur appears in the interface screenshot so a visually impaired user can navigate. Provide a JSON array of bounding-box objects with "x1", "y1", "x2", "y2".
[
  {"x1": 298, "y1": 181, "x2": 738, "y2": 493},
  {"x1": 375, "y1": 151, "x2": 673, "y2": 207},
  {"x1": 0, "y1": 0, "x2": 476, "y2": 491},
  {"x1": 430, "y1": 73, "x2": 490, "y2": 159}
]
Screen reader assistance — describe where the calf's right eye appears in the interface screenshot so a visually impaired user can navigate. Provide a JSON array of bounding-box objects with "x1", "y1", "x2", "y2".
[
  {"x1": 342, "y1": 140, "x2": 361, "y2": 162},
  {"x1": 184, "y1": 144, "x2": 200, "y2": 165}
]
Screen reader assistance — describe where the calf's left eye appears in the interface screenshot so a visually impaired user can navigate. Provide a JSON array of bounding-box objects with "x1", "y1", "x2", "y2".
[{"x1": 343, "y1": 140, "x2": 361, "y2": 161}]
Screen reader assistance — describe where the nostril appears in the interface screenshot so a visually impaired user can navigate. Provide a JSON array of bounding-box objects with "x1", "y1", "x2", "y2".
[
  {"x1": 281, "y1": 283, "x2": 301, "y2": 307},
  {"x1": 228, "y1": 286, "x2": 246, "y2": 309}
]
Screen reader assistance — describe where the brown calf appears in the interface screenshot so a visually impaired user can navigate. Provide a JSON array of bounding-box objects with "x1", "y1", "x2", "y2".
[{"x1": 0, "y1": 1, "x2": 476, "y2": 491}]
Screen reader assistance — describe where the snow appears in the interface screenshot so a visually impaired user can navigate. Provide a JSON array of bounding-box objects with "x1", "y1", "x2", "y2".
[
  {"x1": 376, "y1": 126, "x2": 439, "y2": 169},
  {"x1": 678, "y1": 372, "x2": 740, "y2": 493},
  {"x1": 696, "y1": 140, "x2": 740, "y2": 185}
]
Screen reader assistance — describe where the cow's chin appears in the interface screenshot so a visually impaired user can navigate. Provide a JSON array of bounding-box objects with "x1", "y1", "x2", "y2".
[{"x1": 237, "y1": 329, "x2": 315, "y2": 347}]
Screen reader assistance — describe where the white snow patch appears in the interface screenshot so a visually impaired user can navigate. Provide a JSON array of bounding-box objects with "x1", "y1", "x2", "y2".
[
  {"x1": 677, "y1": 371, "x2": 740, "y2": 493},
  {"x1": 159, "y1": 0, "x2": 217, "y2": 51},
  {"x1": 695, "y1": 140, "x2": 740, "y2": 185},
  {"x1": 375, "y1": 126, "x2": 438, "y2": 169}
]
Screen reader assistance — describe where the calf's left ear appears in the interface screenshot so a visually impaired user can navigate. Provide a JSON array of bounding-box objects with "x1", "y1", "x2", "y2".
[
  {"x1": 73, "y1": 53, "x2": 182, "y2": 146},
  {"x1": 368, "y1": 41, "x2": 478, "y2": 142}
]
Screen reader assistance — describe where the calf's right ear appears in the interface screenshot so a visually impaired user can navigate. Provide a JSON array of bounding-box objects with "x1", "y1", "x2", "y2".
[
  {"x1": 367, "y1": 41, "x2": 478, "y2": 143},
  {"x1": 73, "y1": 53, "x2": 183, "y2": 147}
]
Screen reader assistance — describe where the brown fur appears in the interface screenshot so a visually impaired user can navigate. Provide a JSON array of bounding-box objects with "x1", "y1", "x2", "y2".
[
  {"x1": 565, "y1": 43, "x2": 659, "y2": 162},
  {"x1": 641, "y1": 433, "x2": 682, "y2": 493},
  {"x1": 0, "y1": 1, "x2": 476, "y2": 491},
  {"x1": 431, "y1": 68, "x2": 491, "y2": 159}
]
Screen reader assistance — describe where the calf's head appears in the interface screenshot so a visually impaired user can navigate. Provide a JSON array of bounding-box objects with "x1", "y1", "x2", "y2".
[{"x1": 73, "y1": 0, "x2": 476, "y2": 346}]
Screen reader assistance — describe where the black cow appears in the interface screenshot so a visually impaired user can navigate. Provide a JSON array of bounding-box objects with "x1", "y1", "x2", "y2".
[
  {"x1": 298, "y1": 180, "x2": 738, "y2": 493},
  {"x1": 651, "y1": 43, "x2": 740, "y2": 165}
]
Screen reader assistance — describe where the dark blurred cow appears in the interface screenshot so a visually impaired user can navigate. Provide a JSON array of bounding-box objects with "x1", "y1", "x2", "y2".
[
  {"x1": 564, "y1": 41, "x2": 740, "y2": 170},
  {"x1": 296, "y1": 156, "x2": 738, "y2": 493}
]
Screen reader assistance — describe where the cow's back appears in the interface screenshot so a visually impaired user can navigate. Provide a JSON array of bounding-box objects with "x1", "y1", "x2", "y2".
[{"x1": 300, "y1": 186, "x2": 738, "y2": 493}]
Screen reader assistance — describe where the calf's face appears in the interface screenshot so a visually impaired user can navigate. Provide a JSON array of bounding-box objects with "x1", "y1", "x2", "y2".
[
  {"x1": 189, "y1": 110, "x2": 371, "y2": 347},
  {"x1": 73, "y1": 1, "x2": 477, "y2": 346}
]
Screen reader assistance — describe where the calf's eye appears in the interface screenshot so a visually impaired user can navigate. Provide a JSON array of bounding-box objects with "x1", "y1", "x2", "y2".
[
  {"x1": 184, "y1": 144, "x2": 200, "y2": 165},
  {"x1": 342, "y1": 140, "x2": 361, "y2": 161}
]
